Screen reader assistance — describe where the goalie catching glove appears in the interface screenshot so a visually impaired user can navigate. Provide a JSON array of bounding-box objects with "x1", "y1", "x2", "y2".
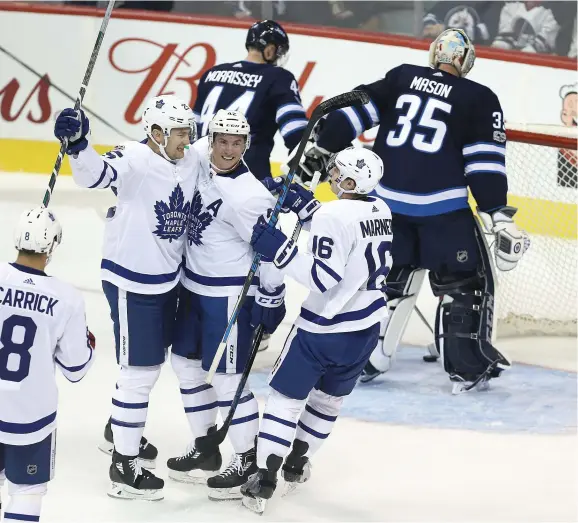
[
  {"x1": 478, "y1": 206, "x2": 530, "y2": 271},
  {"x1": 283, "y1": 141, "x2": 332, "y2": 184}
]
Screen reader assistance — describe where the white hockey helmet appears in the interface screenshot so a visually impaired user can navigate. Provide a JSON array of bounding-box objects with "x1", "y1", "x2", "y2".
[
  {"x1": 142, "y1": 95, "x2": 196, "y2": 160},
  {"x1": 429, "y1": 28, "x2": 476, "y2": 78},
  {"x1": 328, "y1": 146, "x2": 383, "y2": 197},
  {"x1": 208, "y1": 109, "x2": 251, "y2": 154},
  {"x1": 14, "y1": 207, "x2": 62, "y2": 263}
]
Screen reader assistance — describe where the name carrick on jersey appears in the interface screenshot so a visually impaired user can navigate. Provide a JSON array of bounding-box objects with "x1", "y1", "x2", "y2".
[
  {"x1": 193, "y1": 61, "x2": 307, "y2": 179},
  {"x1": 0, "y1": 263, "x2": 93, "y2": 445},
  {"x1": 182, "y1": 137, "x2": 283, "y2": 297},
  {"x1": 279, "y1": 197, "x2": 393, "y2": 334},
  {"x1": 317, "y1": 64, "x2": 508, "y2": 217},
  {"x1": 69, "y1": 142, "x2": 200, "y2": 295}
]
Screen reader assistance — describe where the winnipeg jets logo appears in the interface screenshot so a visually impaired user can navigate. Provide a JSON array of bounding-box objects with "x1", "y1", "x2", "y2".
[
  {"x1": 153, "y1": 184, "x2": 190, "y2": 242},
  {"x1": 187, "y1": 191, "x2": 213, "y2": 246},
  {"x1": 356, "y1": 159, "x2": 366, "y2": 169},
  {"x1": 155, "y1": 99, "x2": 165, "y2": 109}
]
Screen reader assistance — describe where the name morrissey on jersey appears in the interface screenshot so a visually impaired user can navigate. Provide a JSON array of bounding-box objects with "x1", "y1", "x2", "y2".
[
  {"x1": 360, "y1": 218, "x2": 392, "y2": 238},
  {"x1": 204, "y1": 70, "x2": 263, "y2": 88},
  {"x1": 410, "y1": 76, "x2": 452, "y2": 98},
  {"x1": 0, "y1": 287, "x2": 58, "y2": 316}
]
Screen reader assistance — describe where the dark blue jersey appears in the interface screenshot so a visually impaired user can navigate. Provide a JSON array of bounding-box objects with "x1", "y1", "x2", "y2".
[
  {"x1": 317, "y1": 64, "x2": 508, "y2": 216},
  {"x1": 193, "y1": 61, "x2": 307, "y2": 179}
]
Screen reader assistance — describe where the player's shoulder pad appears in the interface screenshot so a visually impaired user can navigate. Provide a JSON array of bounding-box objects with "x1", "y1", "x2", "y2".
[
  {"x1": 48, "y1": 277, "x2": 85, "y2": 311},
  {"x1": 104, "y1": 140, "x2": 144, "y2": 159}
]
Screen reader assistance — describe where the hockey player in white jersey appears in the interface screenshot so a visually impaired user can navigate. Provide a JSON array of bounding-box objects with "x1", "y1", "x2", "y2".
[
  {"x1": 54, "y1": 95, "x2": 200, "y2": 500},
  {"x1": 0, "y1": 207, "x2": 95, "y2": 522},
  {"x1": 242, "y1": 147, "x2": 392, "y2": 514},
  {"x1": 168, "y1": 110, "x2": 287, "y2": 500}
]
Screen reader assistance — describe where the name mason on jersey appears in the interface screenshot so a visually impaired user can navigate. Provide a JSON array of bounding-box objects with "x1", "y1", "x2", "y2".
[
  {"x1": 410, "y1": 76, "x2": 453, "y2": 99},
  {"x1": 360, "y1": 218, "x2": 392, "y2": 238},
  {"x1": 204, "y1": 70, "x2": 263, "y2": 89},
  {"x1": 0, "y1": 286, "x2": 58, "y2": 316}
]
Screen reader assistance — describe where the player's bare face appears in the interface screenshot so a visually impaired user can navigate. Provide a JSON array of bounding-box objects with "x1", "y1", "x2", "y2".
[
  {"x1": 165, "y1": 128, "x2": 191, "y2": 160},
  {"x1": 211, "y1": 134, "x2": 246, "y2": 172}
]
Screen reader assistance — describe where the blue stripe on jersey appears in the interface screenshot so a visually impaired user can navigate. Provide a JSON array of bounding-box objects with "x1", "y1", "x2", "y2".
[
  {"x1": 338, "y1": 106, "x2": 364, "y2": 137},
  {"x1": 55, "y1": 349, "x2": 92, "y2": 373},
  {"x1": 184, "y1": 401, "x2": 218, "y2": 413},
  {"x1": 217, "y1": 393, "x2": 254, "y2": 408},
  {"x1": 183, "y1": 266, "x2": 259, "y2": 287},
  {"x1": 101, "y1": 259, "x2": 182, "y2": 284},
  {"x1": 258, "y1": 431, "x2": 292, "y2": 447},
  {"x1": 112, "y1": 399, "x2": 149, "y2": 409},
  {"x1": 373, "y1": 184, "x2": 469, "y2": 217},
  {"x1": 110, "y1": 418, "x2": 145, "y2": 428},
  {"x1": 180, "y1": 383, "x2": 213, "y2": 395},
  {"x1": 0, "y1": 412, "x2": 56, "y2": 434},
  {"x1": 462, "y1": 142, "x2": 506, "y2": 156},
  {"x1": 300, "y1": 297, "x2": 386, "y2": 327},
  {"x1": 305, "y1": 404, "x2": 338, "y2": 422},
  {"x1": 279, "y1": 119, "x2": 307, "y2": 138},
  {"x1": 4, "y1": 513, "x2": 40, "y2": 522},
  {"x1": 361, "y1": 98, "x2": 380, "y2": 126},
  {"x1": 276, "y1": 102, "x2": 306, "y2": 122},
  {"x1": 311, "y1": 262, "x2": 326, "y2": 293},
  {"x1": 464, "y1": 162, "x2": 507, "y2": 176},
  {"x1": 297, "y1": 420, "x2": 329, "y2": 439},
  {"x1": 315, "y1": 259, "x2": 342, "y2": 283}
]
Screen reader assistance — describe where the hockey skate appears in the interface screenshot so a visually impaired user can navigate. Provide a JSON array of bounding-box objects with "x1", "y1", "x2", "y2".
[
  {"x1": 281, "y1": 439, "x2": 311, "y2": 496},
  {"x1": 359, "y1": 361, "x2": 382, "y2": 383},
  {"x1": 207, "y1": 447, "x2": 257, "y2": 501},
  {"x1": 98, "y1": 418, "x2": 158, "y2": 469},
  {"x1": 241, "y1": 455, "x2": 283, "y2": 515},
  {"x1": 451, "y1": 375, "x2": 491, "y2": 395},
  {"x1": 108, "y1": 450, "x2": 164, "y2": 501},
  {"x1": 166, "y1": 427, "x2": 222, "y2": 484}
]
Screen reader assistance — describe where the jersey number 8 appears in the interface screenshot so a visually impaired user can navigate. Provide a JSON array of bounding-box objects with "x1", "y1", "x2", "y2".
[
  {"x1": 0, "y1": 315, "x2": 37, "y2": 383},
  {"x1": 386, "y1": 94, "x2": 452, "y2": 154}
]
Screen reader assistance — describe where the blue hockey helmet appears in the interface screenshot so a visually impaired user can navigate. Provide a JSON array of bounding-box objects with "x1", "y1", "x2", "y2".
[{"x1": 245, "y1": 20, "x2": 289, "y2": 65}]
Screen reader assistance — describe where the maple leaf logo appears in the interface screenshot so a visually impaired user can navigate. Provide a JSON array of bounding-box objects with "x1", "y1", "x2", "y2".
[
  {"x1": 187, "y1": 191, "x2": 213, "y2": 246},
  {"x1": 153, "y1": 184, "x2": 190, "y2": 242}
]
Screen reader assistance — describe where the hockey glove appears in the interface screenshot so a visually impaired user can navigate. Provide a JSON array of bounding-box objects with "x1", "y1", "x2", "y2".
[
  {"x1": 478, "y1": 206, "x2": 531, "y2": 271},
  {"x1": 251, "y1": 285, "x2": 286, "y2": 333},
  {"x1": 259, "y1": 179, "x2": 321, "y2": 223},
  {"x1": 251, "y1": 222, "x2": 297, "y2": 269},
  {"x1": 54, "y1": 108, "x2": 90, "y2": 154},
  {"x1": 282, "y1": 141, "x2": 332, "y2": 184}
]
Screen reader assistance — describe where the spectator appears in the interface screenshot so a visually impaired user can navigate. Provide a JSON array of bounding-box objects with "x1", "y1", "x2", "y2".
[
  {"x1": 569, "y1": 17, "x2": 577, "y2": 58},
  {"x1": 492, "y1": 1, "x2": 560, "y2": 53},
  {"x1": 422, "y1": 1, "x2": 502, "y2": 45}
]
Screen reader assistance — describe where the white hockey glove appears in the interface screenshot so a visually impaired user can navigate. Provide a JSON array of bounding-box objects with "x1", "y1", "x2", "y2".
[
  {"x1": 283, "y1": 141, "x2": 332, "y2": 184},
  {"x1": 478, "y1": 206, "x2": 531, "y2": 271}
]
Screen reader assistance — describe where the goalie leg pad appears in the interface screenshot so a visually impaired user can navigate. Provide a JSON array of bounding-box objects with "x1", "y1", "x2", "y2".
[
  {"x1": 367, "y1": 267, "x2": 427, "y2": 373},
  {"x1": 430, "y1": 272, "x2": 510, "y2": 382}
]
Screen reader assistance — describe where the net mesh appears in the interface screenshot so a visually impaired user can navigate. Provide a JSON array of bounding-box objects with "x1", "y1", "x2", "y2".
[{"x1": 496, "y1": 124, "x2": 577, "y2": 337}]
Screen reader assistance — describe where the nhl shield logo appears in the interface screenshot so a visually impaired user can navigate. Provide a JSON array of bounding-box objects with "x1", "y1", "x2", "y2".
[
  {"x1": 27, "y1": 464, "x2": 37, "y2": 475},
  {"x1": 514, "y1": 242, "x2": 521, "y2": 254},
  {"x1": 457, "y1": 250, "x2": 468, "y2": 263}
]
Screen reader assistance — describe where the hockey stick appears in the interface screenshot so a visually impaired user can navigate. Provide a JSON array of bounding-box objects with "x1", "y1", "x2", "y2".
[
  {"x1": 205, "y1": 90, "x2": 370, "y2": 384},
  {"x1": 43, "y1": 0, "x2": 115, "y2": 208},
  {"x1": 195, "y1": 173, "x2": 323, "y2": 454},
  {"x1": 0, "y1": 43, "x2": 133, "y2": 142}
]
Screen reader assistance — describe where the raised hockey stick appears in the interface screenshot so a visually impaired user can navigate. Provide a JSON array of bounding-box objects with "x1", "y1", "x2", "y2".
[
  {"x1": 43, "y1": 0, "x2": 115, "y2": 208},
  {"x1": 195, "y1": 173, "x2": 323, "y2": 454},
  {"x1": 205, "y1": 90, "x2": 370, "y2": 384},
  {"x1": 0, "y1": 43, "x2": 132, "y2": 142}
]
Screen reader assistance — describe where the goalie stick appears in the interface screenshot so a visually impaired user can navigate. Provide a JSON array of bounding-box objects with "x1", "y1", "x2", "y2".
[
  {"x1": 204, "y1": 90, "x2": 370, "y2": 384},
  {"x1": 43, "y1": 0, "x2": 115, "y2": 208}
]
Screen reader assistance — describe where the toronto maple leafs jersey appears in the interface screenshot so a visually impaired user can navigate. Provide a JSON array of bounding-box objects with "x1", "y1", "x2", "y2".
[
  {"x1": 317, "y1": 64, "x2": 508, "y2": 217},
  {"x1": 182, "y1": 137, "x2": 283, "y2": 297},
  {"x1": 276, "y1": 197, "x2": 392, "y2": 334},
  {"x1": 69, "y1": 142, "x2": 200, "y2": 295},
  {"x1": 0, "y1": 263, "x2": 93, "y2": 445},
  {"x1": 193, "y1": 61, "x2": 307, "y2": 179}
]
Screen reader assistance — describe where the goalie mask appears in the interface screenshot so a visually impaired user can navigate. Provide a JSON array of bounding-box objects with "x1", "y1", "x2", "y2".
[
  {"x1": 14, "y1": 207, "x2": 63, "y2": 265},
  {"x1": 328, "y1": 146, "x2": 383, "y2": 198},
  {"x1": 142, "y1": 95, "x2": 196, "y2": 162},
  {"x1": 429, "y1": 28, "x2": 476, "y2": 78}
]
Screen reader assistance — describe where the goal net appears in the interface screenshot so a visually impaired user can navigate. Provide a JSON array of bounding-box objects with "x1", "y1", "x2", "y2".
[{"x1": 497, "y1": 124, "x2": 577, "y2": 337}]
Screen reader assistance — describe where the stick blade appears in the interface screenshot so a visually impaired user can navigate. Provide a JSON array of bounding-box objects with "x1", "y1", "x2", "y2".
[{"x1": 316, "y1": 90, "x2": 370, "y2": 116}]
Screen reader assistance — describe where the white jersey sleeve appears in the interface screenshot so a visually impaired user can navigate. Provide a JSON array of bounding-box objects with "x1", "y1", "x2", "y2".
[
  {"x1": 54, "y1": 292, "x2": 93, "y2": 383},
  {"x1": 69, "y1": 143, "x2": 130, "y2": 191}
]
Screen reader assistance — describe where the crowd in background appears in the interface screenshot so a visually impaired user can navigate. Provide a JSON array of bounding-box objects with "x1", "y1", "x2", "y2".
[{"x1": 65, "y1": 1, "x2": 577, "y2": 58}]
